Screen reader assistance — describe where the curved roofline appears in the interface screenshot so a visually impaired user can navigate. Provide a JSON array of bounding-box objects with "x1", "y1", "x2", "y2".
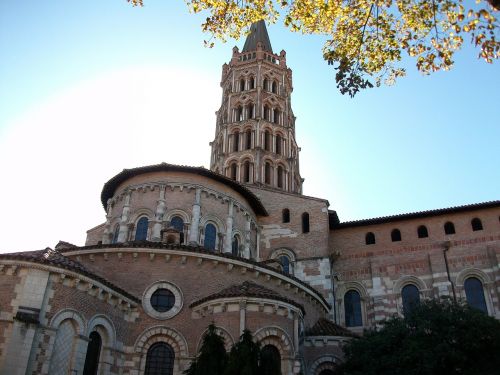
[{"x1": 100, "y1": 163, "x2": 268, "y2": 216}]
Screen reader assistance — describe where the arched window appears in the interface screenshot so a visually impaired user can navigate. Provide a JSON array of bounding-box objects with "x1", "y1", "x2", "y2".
[
  {"x1": 471, "y1": 217, "x2": 483, "y2": 231},
  {"x1": 264, "y1": 162, "x2": 272, "y2": 185},
  {"x1": 204, "y1": 223, "x2": 217, "y2": 251},
  {"x1": 83, "y1": 331, "x2": 102, "y2": 375},
  {"x1": 249, "y1": 76, "x2": 255, "y2": 89},
  {"x1": 236, "y1": 106, "x2": 243, "y2": 122},
  {"x1": 245, "y1": 130, "x2": 252, "y2": 149},
  {"x1": 135, "y1": 217, "x2": 149, "y2": 241},
  {"x1": 232, "y1": 236, "x2": 239, "y2": 256},
  {"x1": 49, "y1": 319, "x2": 76, "y2": 375},
  {"x1": 302, "y1": 212, "x2": 310, "y2": 233},
  {"x1": 263, "y1": 78, "x2": 268, "y2": 91},
  {"x1": 247, "y1": 104, "x2": 254, "y2": 119},
  {"x1": 464, "y1": 277, "x2": 488, "y2": 313},
  {"x1": 260, "y1": 344, "x2": 281, "y2": 375},
  {"x1": 264, "y1": 131, "x2": 271, "y2": 151},
  {"x1": 145, "y1": 342, "x2": 175, "y2": 375},
  {"x1": 170, "y1": 216, "x2": 184, "y2": 244},
  {"x1": 112, "y1": 225, "x2": 120, "y2": 244},
  {"x1": 365, "y1": 232, "x2": 375, "y2": 245},
  {"x1": 444, "y1": 221, "x2": 456, "y2": 235},
  {"x1": 401, "y1": 284, "x2": 420, "y2": 315},
  {"x1": 282, "y1": 209, "x2": 290, "y2": 223},
  {"x1": 273, "y1": 108, "x2": 280, "y2": 124},
  {"x1": 271, "y1": 81, "x2": 278, "y2": 94},
  {"x1": 344, "y1": 290, "x2": 362, "y2": 327},
  {"x1": 243, "y1": 161, "x2": 250, "y2": 183},
  {"x1": 417, "y1": 225, "x2": 429, "y2": 238},
  {"x1": 230, "y1": 163, "x2": 238, "y2": 181},
  {"x1": 240, "y1": 78, "x2": 245, "y2": 91},
  {"x1": 279, "y1": 255, "x2": 290, "y2": 274},
  {"x1": 391, "y1": 228, "x2": 402, "y2": 242},
  {"x1": 277, "y1": 166, "x2": 284, "y2": 189},
  {"x1": 275, "y1": 134, "x2": 282, "y2": 155},
  {"x1": 233, "y1": 132, "x2": 240, "y2": 151}
]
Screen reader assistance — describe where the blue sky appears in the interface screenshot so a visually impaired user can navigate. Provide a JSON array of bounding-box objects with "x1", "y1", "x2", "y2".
[{"x1": 0, "y1": 0, "x2": 499, "y2": 251}]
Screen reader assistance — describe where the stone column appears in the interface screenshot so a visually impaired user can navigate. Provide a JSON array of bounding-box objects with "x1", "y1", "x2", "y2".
[
  {"x1": 117, "y1": 191, "x2": 131, "y2": 243},
  {"x1": 243, "y1": 216, "x2": 251, "y2": 259},
  {"x1": 224, "y1": 201, "x2": 234, "y2": 254},
  {"x1": 101, "y1": 199, "x2": 113, "y2": 244},
  {"x1": 239, "y1": 301, "x2": 247, "y2": 336},
  {"x1": 151, "y1": 185, "x2": 166, "y2": 242},
  {"x1": 188, "y1": 188, "x2": 202, "y2": 245}
]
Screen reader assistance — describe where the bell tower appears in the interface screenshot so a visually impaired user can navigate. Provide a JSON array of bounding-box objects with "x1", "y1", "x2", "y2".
[{"x1": 209, "y1": 21, "x2": 303, "y2": 194}]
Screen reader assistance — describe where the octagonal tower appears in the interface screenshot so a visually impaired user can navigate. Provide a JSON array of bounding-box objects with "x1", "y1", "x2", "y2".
[{"x1": 210, "y1": 21, "x2": 303, "y2": 194}]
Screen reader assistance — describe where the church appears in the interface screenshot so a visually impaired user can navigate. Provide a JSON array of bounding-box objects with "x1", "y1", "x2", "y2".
[{"x1": 1, "y1": 21, "x2": 499, "y2": 375}]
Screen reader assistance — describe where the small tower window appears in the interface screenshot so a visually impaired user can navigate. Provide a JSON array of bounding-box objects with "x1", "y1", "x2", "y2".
[
  {"x1": 275, "y1": 134, "x2": 282, "y2": 155},
  {"x1": 263, "y1": 78, "x2": 268, "y2": 91},
  {"x1": 230, "y1": 163, "x2": 238, "y2": 180},
  {"x1": 302, "y1": 212, "x2": 310, "y2": 233},
  {"x1": 272, "y1": 81, "x2": 278, "y2": 94},
  {"x1": 243, "y1": 161, "x2": 250, "y2": 183},
  {"x1": 249, "y1": 76, "x2": 255, "y2": 89},
  {"x1": 277, "y1": 166, "x2": 284, "y2": 188},
  {"x1": 417, "y1": 225, "x2": 429, "y2": 238},
  {"x1": 245, "y1": 130, "x2": 252, "y2": 149},
  {"x1": 444, "y1": 221, "x2": 456, "y2": 235},
  {"x1": 263, "y1": 105, "x2": 270, "y2": 121},
  {"x1": 240, "y1": 78, "x2": 245, "y2": 91},
  {"x1": 264, "y1": 162, "x2": 271, "y2": 185},
  {"x1": 232, "y1": 235, "x2": 239, "y2": 256},
  {"x1": 282, "y1": 209, "x2": 290, "y2": 223},
  {"x1": 264, "y1": 131, "x2": 271, "y2": 151},
  {"x1": 365, "y1": 232, "x2": 375, "y2": 245},
  {"x1": 471, "y1": 218, "x2": 483, "y2": 231},
  {"x1": 391, "y1": 229, "x2": 401, "y2": 242},
  {"x1": 247, "y1": 104, "x2": 254, "y2": 119},
  {"x1": 233, "y1": 132, "x2": 240, "y2": 152},
  {"x1": 135, "y1": 217, "x2": 149, "y2": 241},
  {"x1": 273, "y1": 108, "x2": 280, "y2": 124}
]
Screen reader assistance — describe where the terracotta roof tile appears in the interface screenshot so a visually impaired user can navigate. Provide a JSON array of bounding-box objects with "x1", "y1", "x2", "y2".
[{"x1": 306, "y1": 318, "x2": 358, "y2": 337}]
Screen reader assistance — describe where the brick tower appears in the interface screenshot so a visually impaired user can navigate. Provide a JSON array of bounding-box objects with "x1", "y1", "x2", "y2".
[{"x1": 210, "y1": 21, "x2": 303, "y2": 194}]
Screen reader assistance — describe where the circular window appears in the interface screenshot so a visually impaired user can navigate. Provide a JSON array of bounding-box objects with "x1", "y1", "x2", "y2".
[
  {"x1": 143, "y1": 281, "x2": 183, "y2": 320},
  {"x1": 151, "y1": 288, "x2": 175, "y2": 312}
]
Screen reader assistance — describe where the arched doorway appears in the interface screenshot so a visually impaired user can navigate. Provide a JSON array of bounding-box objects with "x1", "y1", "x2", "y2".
[{"x1": 260, "y1": 344, "x2": 281, "y2": 375}]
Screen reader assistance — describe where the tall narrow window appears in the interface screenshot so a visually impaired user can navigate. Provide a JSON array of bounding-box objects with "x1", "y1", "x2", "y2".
[
  {"x1": 232, "y1": 236, "x2": 239, "y2": 256},
  {"x1": 444, "y1": 221, "x2": 456, "y2": 235},
  {"x1": 344, "y1": 290, "x2": 362, "y2": 327},
  {"x1": 170, "y1": 216, "x2": 184, "y2": 244},
  {"x1": 249, "y1": 76, "x2": 255, "y2": 89},
  {"x1": 279, "y1": 255, "x2": 290, "y2": 275},
  {"x1": 233, "y1": 132, "x2": 240, "y2": 151},
  {"x1": 245, "y1": 130, "x2": 252, "y2": 149},
  {"x1": 391, "y1": 228, "x2": 402, "y2": 242},
  {"x1": 417, "y1": 225, "x2": 429, "y2": 238},
  {"x1": 401, "y1": 284, "x2": 420, "y2": 315},
  {"x1": 135, "y1": 217, "x2": 149, "y2": 241},
  {"x1": 302, "y1": 212, "x2": 310, "y2": 233},
  {"x1": 145, "y1": 342, "x2": 175, "y2": 375},
  {"x1": 112, "y1": 225, "x2": 120, "y2": 244},
  {"x1": 230, "y1": 163, "x2": 237, "y2": 180},
  {"x1": 263, "y1": 105, "x2": 270, "y2": 121},
  {"x1": 49, "y1": 320, "x2": 76, "y2": 375},
  {"x1": 204, "y1": 224, "x2": 217, "y2": 251},
  {"x1": 265, "y1": 163, "x2": 271, "y2": 185},
  {"x1": 237, "y1": 106, "x2": 243, "y2": 122},
  {"x1": 264, "y1": 131, "x2": 271, "y2": 151},
  {"x1": 277, "y1": 166, "x2": 284, "y2": 188},
  {"x1": 247, "y1": 104, "x2": 254, "y2": 119},
  {"x1": 240, "y1": 78, "x2": 245, "y2": 91},
  {"x1": 275, "y1": 134, "x2": 282, "y2": 155},
  {"x1": 260, "y1": 345, "x2": 281, "y2": 375},
  {"x1": 83, "y1": 331, "x2": 102, "y2": 375},
  {"x1": 273, "y1": 109, "x2": 280, "y2": 124},
  {"x1": 471, "y1": 218, "x2": 483, "y2": 231},
  {"x1": 271, "y1": 81, "x2": 278, "y2": 94},
  {"x1": 365, "y1": 232, "x2": 375, "y2": 245},
  {"x1": 243, "y1": 161, "x2": 250, "y2": 183},
  {"x1": 263, "y1": 78, "x2": 268, "y2": 91},
  {"x1": 282, "y1": 209, "x2": 290, "y2": 223},
  {"x1": 464, "y1": 277, "x2": 488, "y2": 313}
]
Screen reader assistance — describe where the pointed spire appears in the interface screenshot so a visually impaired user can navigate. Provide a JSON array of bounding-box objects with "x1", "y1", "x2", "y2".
[{"x1": 242, "y1": 20, "x2": 273, "y2": 53}]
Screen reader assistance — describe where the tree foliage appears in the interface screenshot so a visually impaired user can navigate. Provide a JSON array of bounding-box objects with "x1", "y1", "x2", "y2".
[
  {"x1": 224, "y1": 329, "x2": 262, "y2": 375},
  {"x1": 127, "y1": 0, "x2": 499, "y2": 97},
  {"x1": 338, "y1": 298, "x2": 500, "y2": 375},
  {"x1": 184, "y1": 323, "x2": 228, "y2": 375}
]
